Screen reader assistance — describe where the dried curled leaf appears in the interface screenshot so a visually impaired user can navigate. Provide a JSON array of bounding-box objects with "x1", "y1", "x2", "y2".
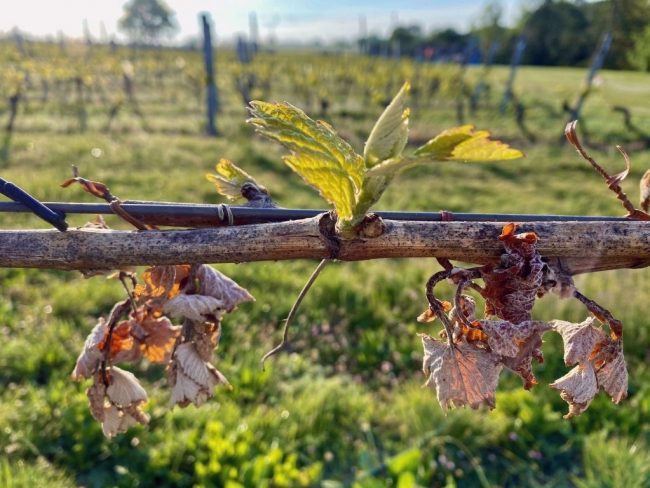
[
  {"x1": 71, "y1": 318, "x2": 107, "y2": 380},
  {"x1": 206, "y1": 158, "x2": 261, "y2": 200},
  {"x1": 87, "y1": 367, "x2": 150, "y2": 438},
  {"x1": 168, "y1": 343, "x2": 228, "y2": 407},
  {"x1": 550, "y1": 363, "x2": 598, "y2": 418},
  {"x1": 421, "y1": 335, "x2": 502, "y2": 411},
  {"x1": 134, "y1": 265, "x2": 192, "y2": 313},
  {"x1": 551, "y1": 318, "x2": 628, "y2": 416},
  {"x1": 480, "y1": 320, "x2": 550, "y2": 358},
  {"x1": 197, "y1": 264, "x2": 255, "y2": 312},
  {"x1": 480, "y1": 224, "x2": 545, "y2": 324},
  {"x1": 106, "y1": 367, "x2": 148, "y2": 408},
  {"x1": 551, "y1": 317, "x2": 603, "y2": 365},
  {"x1": 163, "y1": 294, "x2": 225, "y2": 322},
  {"x1": 130, "y1": 312, "x2": 181, "y2": 364}
]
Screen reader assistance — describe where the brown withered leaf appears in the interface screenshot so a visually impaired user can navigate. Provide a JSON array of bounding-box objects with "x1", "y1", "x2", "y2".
[
  {"x1": 99, "y1": 320, "x2": 136, "y2": 361},
  {"x1": 192, "y1": 321, "x2": 222, "y2": 362},
  {"x1": 480, "y1": 224, "x2": 545, "y2": 324},
  {"x1": 105, "y1": 367, "x2": 148, "y2": 408},
  {"x1": 550, "y1": 362, "x2": 598, "y2": 418},
  {"x1": 480, "y1": 320, "x2": 550, "y2": 358},
  {"x1": 101, "y1": 404, "x2": 147, "y2": 438},
  {"x1": 86, "y1": 367, "x2": 150, "y2": 438},
  {"x1": 168, "y1": 343, "x2": 228, "y2": 407},
  {"x1": 197, "y1": 264, "x2": 255, "y2": 312},
  {"x1": 421, "y1": 335, "x2": 502, "y2": 411},
  {"x1": 596, "y1": 346, "x2": 628, "y2": 404},
  {"x1": 500, "y1": 329, "x2": 546, "y2": 390},
  {"x1": 134, "y1": 265, "x2": 192, "y2": 313},
  {"x1": 87, "y1": 375, "x2": 108, "y2": 421},
  {"x1": 551, "y1": 317, "x2": 604, "y2": 365},
  {"x1": 72, "y1": 319, "x2": 108, "y2": 380},
  {"x1": 163, "y1": 294, "x2": 225, "y2": 322},
  {"x1": 417, "y1": 301, "x2": 451, "y2": 323},
  {"x1": 130, "y1": 312, "x2": 181, "y2": 363},
  {"x1": 551, "y1": 318, "x2": 628, "y2": 415}
]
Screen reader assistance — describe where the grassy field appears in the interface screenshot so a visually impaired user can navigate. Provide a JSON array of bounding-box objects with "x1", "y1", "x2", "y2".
[{"x1": 1, "y1": 45, "x2": 650, "y2": 487}]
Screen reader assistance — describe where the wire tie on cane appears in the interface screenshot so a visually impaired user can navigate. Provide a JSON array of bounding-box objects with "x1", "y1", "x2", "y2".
[{"x1": 216, "y1": 204, "x2": 234, "y2": 226}]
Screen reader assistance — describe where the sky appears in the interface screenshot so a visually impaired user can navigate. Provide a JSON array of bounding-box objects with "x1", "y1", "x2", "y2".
[{"x1": 1, "y1": 0, "x2": 525, "y2": 45}]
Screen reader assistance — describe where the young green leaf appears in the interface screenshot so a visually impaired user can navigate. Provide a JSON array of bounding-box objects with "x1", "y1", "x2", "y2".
[
  {"x1": 206, "y1": 159, "x2": 260, "y2": 200},
  {"x1": 248, "y1": 101, "x2": 364, "y2": 220},
  {"x1": 366, "y1": 125, "x2": 523, "y2": 177},
  {"x1": 364, "y1": 81, "x2": 410, "y2": 167},
  {"x1": 414, "y1": 125, "x2": 524, "y2": 162}
]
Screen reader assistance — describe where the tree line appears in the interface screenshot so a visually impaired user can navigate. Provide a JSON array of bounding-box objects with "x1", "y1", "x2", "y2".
[{"x1": 362, "y1": 0, "x2": 650, "y2": 71}]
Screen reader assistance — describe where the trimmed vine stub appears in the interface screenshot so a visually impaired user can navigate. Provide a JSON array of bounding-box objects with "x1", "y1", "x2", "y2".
[{"x1": 3, "y1": 84, "x2": 649, "y2": 436}]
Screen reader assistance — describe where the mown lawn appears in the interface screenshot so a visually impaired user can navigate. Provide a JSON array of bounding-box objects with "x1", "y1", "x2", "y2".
[{"x1": 0, "y1": 47, "x2": 649, "y2": 487}]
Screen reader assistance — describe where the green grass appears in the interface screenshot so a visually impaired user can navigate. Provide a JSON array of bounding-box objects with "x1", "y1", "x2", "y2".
[{"x1": 0, "y1": 45, "x2": 649, "y2": 487}]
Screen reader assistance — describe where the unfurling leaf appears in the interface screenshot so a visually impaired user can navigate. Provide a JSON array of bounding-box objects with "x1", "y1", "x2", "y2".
[
  {"x1": 197, "y1": 264, "x2": 255, "y2": 312},
  {"x1": 206, "y1": 159, "x2": 262, "y2": 200},
  {"x1": 414, "y1": 125, "x2": 524, "y2": 162},
  {"x1": 421, "y1": 335, "x2": 502, "y2": 411},
  {"x1": 168, "y1": 343, "x2": 228, "y2": 407},
  {"x1": 364, "y1": 81, "x2": 410, "y2": 166},
  {"x1": 248, "y1": 101, "x2": 364, "y2": 220}
]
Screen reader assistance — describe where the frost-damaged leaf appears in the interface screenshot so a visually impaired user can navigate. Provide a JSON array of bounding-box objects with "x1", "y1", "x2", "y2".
[
  {"x1": 163, "y1": 294, "x2": 225, "y2": 322},
  {"x1": 480, "y1": 224, "x2": 545, "y2": 324},
  {"x1": 551, "y1": 317, "x2": 603, "y2": 365},
  {"x1": 421, "y1": 335, "x2": 502, "y2": 411},
  {"x1": 192, "y1": 321, "x2": 222, "y2": 362},
  {"x1": 134, "y1": 265, "x2": 192, "y2": 313},
  {"x1": 550, "y1": 363, "x2": 598, "y2": 418},
  {"x1": 551, "y1": 318, "x2": 628, "y2": 416},
  {"x1": 596, "y1": 346, "x2": 628, "y2": 404},
  {"x1": 247, "y1": 101, "x2": 364, "y2": 220},
  {"x1": 480, "y1": 320, "x2": 550, "y2": 359},
  {"x1": 106, "y1": 367, "x2": 147, "y2": 408},
  {"x1": 414, "y1": 125, "x2": 523, "y2": 162},
  {"x1": 364, "y1": 81, "x2": 410, "y2": 166},
  {"x1": 197, "y1": 264, "x2": 255, "y2": 312},
  {"x1": 500, "y1": 328, "x2": 546, "y2": 390},
  {"x1": 88, "y1": 367, "x2": 150, "y2": 438},
  {"x1": 206, "y1": 158, "x2": 262, "y2": 200},
  {"x1": 71, "y1": 318, "x2": 107, "y2": 380},
  {"x1": 168, "y1": 343, "x2": 228, "y2": 407},
  {"x1": 130, "y1": 313, "x2": 181, "y2": 364}
]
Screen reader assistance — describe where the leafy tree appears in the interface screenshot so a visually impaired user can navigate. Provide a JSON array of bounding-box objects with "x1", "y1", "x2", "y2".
[
  {"x1": 521, "y1": 1, "x2": 595, "y2": 66},
  {"x1": 629, "y1": 24, "x2": 650, "y2": 71},
  {"x1": 118, "y1": 0, "x2": 178, "y2": 45}
]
